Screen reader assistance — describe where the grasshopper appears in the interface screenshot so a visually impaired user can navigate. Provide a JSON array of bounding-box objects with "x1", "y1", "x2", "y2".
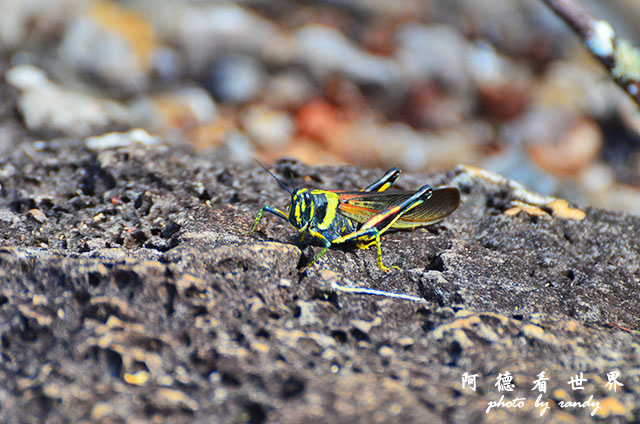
[{"x1": 248, "y1": 164, "x2": 460, "y2": 272}]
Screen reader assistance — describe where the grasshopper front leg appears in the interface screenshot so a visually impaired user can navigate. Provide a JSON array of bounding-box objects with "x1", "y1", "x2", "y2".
[
  {"x1": 299, "y1": 230, "x2": 332, "y2": 273},
  {"x1": 247, "y1": 205, "x2": 289, "y2": 234}
]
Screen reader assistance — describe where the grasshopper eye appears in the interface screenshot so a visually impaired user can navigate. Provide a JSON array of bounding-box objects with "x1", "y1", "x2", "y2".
[
  {"x1": 290, "y1": 190, "x2": 312, "y2": 228},
  {"x1": 301, "y1": 191, "x2": 314, "y2": 219}
]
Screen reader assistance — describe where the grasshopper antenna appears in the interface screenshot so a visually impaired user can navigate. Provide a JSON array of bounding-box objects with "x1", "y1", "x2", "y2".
[
  {"x1": 288, "y1": 171, "x2": 297, "y2": 192},
  {"x1": 255, "y1": 160, "x2": 292, "y2": 194}
]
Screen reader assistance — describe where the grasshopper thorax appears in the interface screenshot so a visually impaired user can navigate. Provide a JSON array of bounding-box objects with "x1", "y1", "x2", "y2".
[{"x1": 289, "y1": 188, "x2": 315, "y2": 229}]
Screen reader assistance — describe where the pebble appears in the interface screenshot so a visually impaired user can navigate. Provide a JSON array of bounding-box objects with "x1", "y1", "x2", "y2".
[
  {"x1": 482, "y1": 146, "x2": 558, "y2": 197},
  {"x1": 527, "y1": 117, "x2": 602, "y2": 175},
  {"x1": 378, "y1": 345, "x2": 395, "y2": 358},
  {"x1": 153, "y1": 388, "x2": 199, "y2": 411},
  {"x1": 394, "y1": 23, "x2": 469, "y2": 89},
  {"x1": 405, "y1": 83, "x2": 468, "y2": 128},
  {"x1": 91, "y1": 401, "x2": 119, "y2": 421},
  {"x1": 159, "y1": 3, "x2": 281, "y2": 71},
  {"x1": 5, "y1": 65, "x2": 130, "y2": 135},
  {"x1": 537, "y1": 61, "x2": 623, "y2": 116},
  {"x1": 58, "y1": 0, "x2": 156, "y2": 92},
  {"x1": 594, "y1": 397, "x2": 631, "y2": 419},
  {"x1": 207, "y1": 54, "x2": 264, "y2": 104},
  {"x1": 293, "y1": 24, "x2": 399, "y2": 87},
  {"x1": 351, "y1": 119, "x2": 490, "y2": 172},
  {"x1": 241, "y1": 106, "x2": 294, "y2": 148},
  {"x1": 587, "y1": 182, "x2": 640, "y2": 216},
  {"x1": 0, "y1": 209, "x2": 21, "y2": 226},
  {"x1": 323, "y1": 1, "x2": 422, "y2": 17},
  {"x1": 0, "y1": 0, "x2": 79, "y2": 49},
  {"x1": 0, "y1": 124, "x2": 18, "y2": 154},
  {"x1": 467, "y1": 40, "x2": 529, "y2": 87},
  {"x1": 264, "y1": 71, "x2": 314, "y2": 108},
  {"x1": 295, "y1": 300, "x2": 320, "y2": 326},
  {"x1": 123, "y1": 370, "x2": 149, "y2": 386},
  {"x1": 150, "y1": 46, "x2": 183, "y2": 83},
  {"x1": 85, "y1": 129, "x2": 159, "y2": 150},
  {"x1": 579, "y1": 164, "x2": 615, "y2": 196},
  {"x1": 295, "y1": 99, "x2": 342, "y2": 143},
  {"x1": 129, "y1": 86, "x2": 218, "y2": 132},
  {"x1": 213, "y1": 131, "x2": 255, "y2": 163},
  {"x1": 28, "y1": 209, "x2": 47, "y2": 223},
  {"x1": 169, "y1": 86, "x2": 218, "y2": 123}
]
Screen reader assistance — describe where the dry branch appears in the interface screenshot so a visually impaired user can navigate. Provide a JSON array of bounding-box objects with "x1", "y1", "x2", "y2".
[{"x1": 542, "y1": 0, "x2": 640, "y2": 106}]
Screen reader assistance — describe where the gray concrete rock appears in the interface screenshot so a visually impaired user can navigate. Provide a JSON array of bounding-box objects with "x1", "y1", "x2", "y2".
[{"x1": 0, "y1": 141, "x2": 638, "y2": 422}]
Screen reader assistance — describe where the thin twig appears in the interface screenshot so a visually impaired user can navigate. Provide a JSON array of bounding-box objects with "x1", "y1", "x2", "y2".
[
  {"x1": 330, "y1": 281, "x2": 427, "y2": 303},
  {"x1": 542, "y1": 0, "x2": 640, "y2": 106},
  {"x1": 606, "y1": 321, "x2": 633, "y2": 333}
]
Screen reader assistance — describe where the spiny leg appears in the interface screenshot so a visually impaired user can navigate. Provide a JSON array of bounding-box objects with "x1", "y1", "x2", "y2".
[
  {"x1": 330, "y1": 226, "x2": 392, "y2": 271},
  {"x1": 247, "y1": 205, "x2": 289, "y2": 234},
  {"x1": 335, "y1": 185, "x2": 433, "y2": 270},
  {"x1": 373, "y1": 230, "x2": 387, "y2": 271},
  {"x1": 362, "y1": 167, "x2": 401, "y2": 192},
  {"x1": 299, "y1": 230, "x2": 332, "y2": 273},
  {"x1": 297, "y1": 220, "x2": 313, "y2": 244},
  {"x1": 356, "y1": 238, "x2": 377, "y2": 249},
  {"x1": 343, "y1": 186, "x2": 434, "y2": 243},
  {"x1": 356, "y1": 234, "x2": 397, "y2": 271},
  {"x1": 358, "y1": 184, "x2": 433, "y2": 234}
]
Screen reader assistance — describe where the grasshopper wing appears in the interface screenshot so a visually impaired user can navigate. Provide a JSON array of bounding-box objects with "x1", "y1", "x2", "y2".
[{"x1": 337, "y1": 188, "x2": 459, "y2": 228}]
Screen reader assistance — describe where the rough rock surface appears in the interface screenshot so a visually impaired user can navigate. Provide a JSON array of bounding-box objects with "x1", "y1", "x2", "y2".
[{"x1": 1, "y1": 140, "x2": 639, "y2": 423}]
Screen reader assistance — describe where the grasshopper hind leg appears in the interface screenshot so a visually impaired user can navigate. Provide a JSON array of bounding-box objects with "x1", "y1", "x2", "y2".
[
  {"x1": 355, "y1": 233, "x2": 400, "y2": 271},
  {"x1": 356, "y1": 237, "x2": 377, "y2": 250},
  {"x1": 334, "y1": 185, "x2": 434, "y2": 271},
  {"x1": 363, "y1": 167, "x2": 401, "y2": 192},
  {"x1": 329, "y1": 227, "x2": 393, "y2": 271}
]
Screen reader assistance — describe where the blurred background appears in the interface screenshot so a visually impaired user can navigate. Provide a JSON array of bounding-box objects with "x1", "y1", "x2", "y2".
[{"x1": 2, "y1": 0, "x2": 640, "y2": 213}]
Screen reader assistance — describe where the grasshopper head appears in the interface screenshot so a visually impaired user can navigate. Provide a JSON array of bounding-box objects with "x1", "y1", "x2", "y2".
[
  {"x1": 289, "y1": 188, "x2": 315, "y2": 229},
  {"x1": 254, "y1": 161, "x2": 315, "y2": 230}
]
